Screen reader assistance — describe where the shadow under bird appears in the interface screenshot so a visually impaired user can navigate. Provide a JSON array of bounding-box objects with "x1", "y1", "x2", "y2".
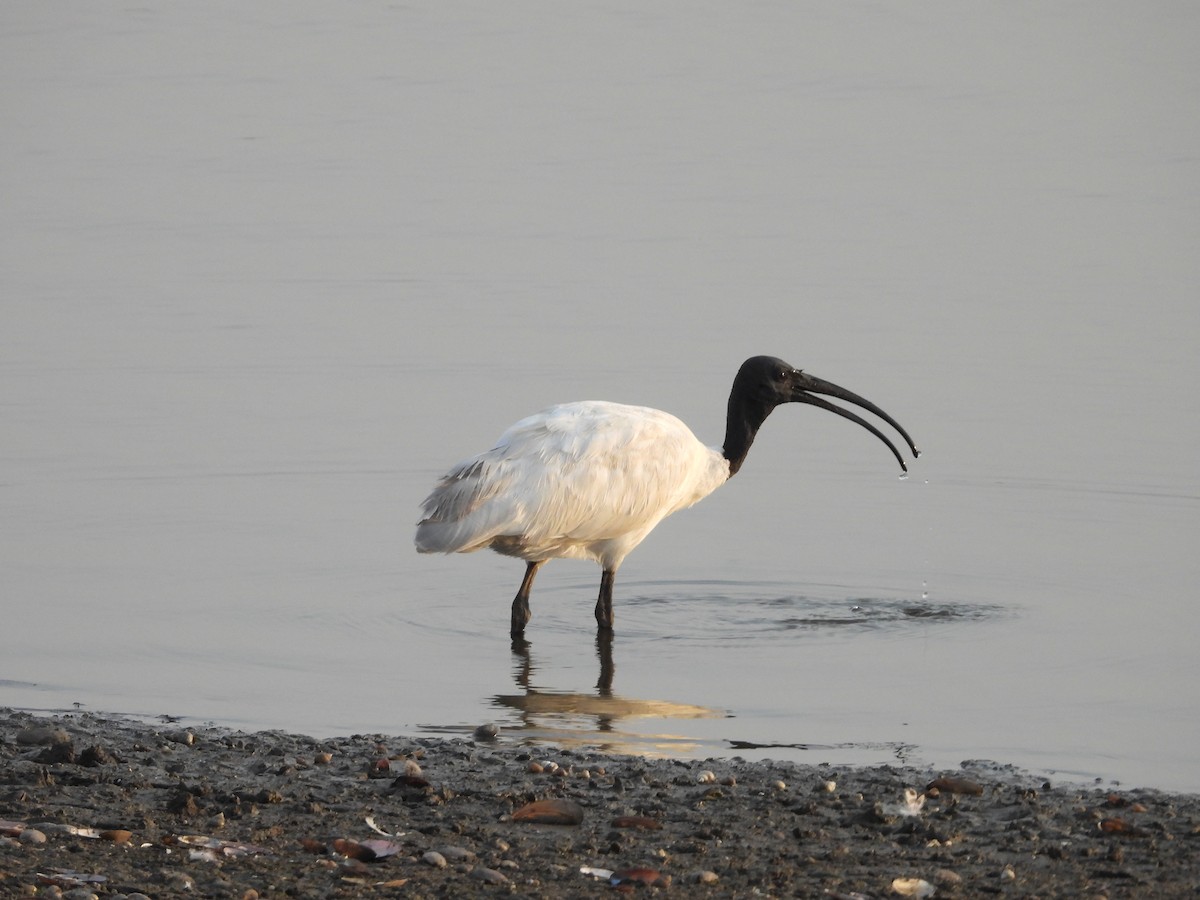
[{"x1": 416, "y1": 355, "x2": 919, "y2": 638}]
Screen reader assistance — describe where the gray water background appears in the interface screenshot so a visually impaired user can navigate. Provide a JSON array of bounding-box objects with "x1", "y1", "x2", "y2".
[{"x1": 3, "y1": 4, "x2": 1199, "y2": 791}]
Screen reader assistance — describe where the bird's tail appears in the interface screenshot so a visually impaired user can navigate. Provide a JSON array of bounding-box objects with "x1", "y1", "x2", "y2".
[{"x1": 414, "y1": 457, "x2": 513, "y2": 554}]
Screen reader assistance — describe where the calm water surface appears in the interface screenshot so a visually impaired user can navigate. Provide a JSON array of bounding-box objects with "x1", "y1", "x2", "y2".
[{"x1": 3, "y1": 4, "x2": 1199, "y2": 791}]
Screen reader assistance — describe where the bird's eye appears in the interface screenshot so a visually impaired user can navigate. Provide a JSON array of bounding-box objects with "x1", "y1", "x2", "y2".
[{"x1": 776, "y1": 369, "x2": 788, "y2": 382}]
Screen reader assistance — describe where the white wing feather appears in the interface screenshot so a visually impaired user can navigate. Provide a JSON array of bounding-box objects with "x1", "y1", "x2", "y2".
[{"x1": 415, "y1": 402, "x2": 728, "y2": 565}]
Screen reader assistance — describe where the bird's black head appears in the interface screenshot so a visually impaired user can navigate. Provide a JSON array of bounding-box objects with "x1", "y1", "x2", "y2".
[
  {"x1": 731, "y1": 355, "x2": 809, "y2": 408},
  {"x1": 724, "y1": 355, "x2": 919, "y2": 475}
]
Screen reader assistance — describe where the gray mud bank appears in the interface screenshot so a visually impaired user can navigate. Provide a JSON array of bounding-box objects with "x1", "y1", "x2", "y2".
[{"x1": 2, "y1": 710, "x2": 1197, "y2": 898}]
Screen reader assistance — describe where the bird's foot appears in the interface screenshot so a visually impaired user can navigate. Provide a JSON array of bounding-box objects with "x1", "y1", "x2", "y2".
[
  {"x1": 511, "y1": 595, "x2": 531, "y2": 638},
  {"x1": 595, "y1": 568, "x2": 616, "y2": 631}
]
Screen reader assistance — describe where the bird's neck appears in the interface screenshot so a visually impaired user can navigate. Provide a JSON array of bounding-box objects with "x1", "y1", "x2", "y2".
[{"x1": 722, "y1": 400, "x2": 773, "y2": 477}]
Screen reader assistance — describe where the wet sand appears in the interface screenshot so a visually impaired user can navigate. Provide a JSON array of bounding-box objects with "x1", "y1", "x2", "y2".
[{"x1": 2, "y1": 709, "x2": 1197, "y2": 898}]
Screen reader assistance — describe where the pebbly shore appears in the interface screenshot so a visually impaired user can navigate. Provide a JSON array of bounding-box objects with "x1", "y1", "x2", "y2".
[{"x1": 1, "y1": 709, "x2": 1197, "y2": 898}]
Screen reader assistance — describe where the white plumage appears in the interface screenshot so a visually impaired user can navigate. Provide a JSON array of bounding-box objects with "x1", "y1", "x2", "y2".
[
  {"x1": 416, "y1": 401, "x2": 729, "y2": 568},
  {"x1": 416, "y1": 356, "x2": 918, "y2": 637}
]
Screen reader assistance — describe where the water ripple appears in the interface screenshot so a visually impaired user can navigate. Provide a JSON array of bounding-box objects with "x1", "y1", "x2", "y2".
[{"x1": 607, "y1": 581, "x2": 1008, "y2": 644}]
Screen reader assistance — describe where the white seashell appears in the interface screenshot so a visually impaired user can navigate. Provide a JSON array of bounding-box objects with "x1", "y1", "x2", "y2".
[
  {"x1": 891, "y1": 876, "x2": 936, "y2": 897},
  {"x1": 364, "y1": 816, "x2": 405, "y2": 838},
  {"x1": 882, "y1": 787, "x2": 926, "y2": 817},
  {"x1": 903, "y1": 788, "x2": 926, "y2": 815}
]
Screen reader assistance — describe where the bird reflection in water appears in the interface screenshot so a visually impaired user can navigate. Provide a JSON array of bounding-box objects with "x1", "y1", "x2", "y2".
[{"x1": 491, "y1": 634, "x2": 725, "y2": 756}]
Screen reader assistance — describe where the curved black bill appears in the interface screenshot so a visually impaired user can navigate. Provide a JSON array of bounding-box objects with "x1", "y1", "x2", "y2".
[{"x1": 792, "y1": 372, "x2": 920, "y2": 473}]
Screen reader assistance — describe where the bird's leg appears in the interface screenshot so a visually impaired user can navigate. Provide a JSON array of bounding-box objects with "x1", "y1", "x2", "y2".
[
  {"x1": 511, "y1": 561, "x2": 542, "y2": 639},
  {"x1": 594, "y1": 568, "x2": 616, "y2": 631}
]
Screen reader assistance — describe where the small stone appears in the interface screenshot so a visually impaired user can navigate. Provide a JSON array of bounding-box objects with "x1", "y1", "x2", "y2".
[
  {"x1": 439, "y1": 845, "x2": 476, "y2": 861},
  {"x1": 927, "y1": 775, "x2": 984, "y2": 796},
  {"x1": 314, "y1": 752, "x2": 333, "y2": 765},
  {"x1": 30, "y1": 823, "x2": 71, "y2": 834},
  {"x1": 165, "y1": 730, "x2": 195, "y2": 746},
  {"x1": 422, "y1": 850, "x2": 447, "y2": 868},
  {"x1": 391, "y1": 772, "x2": 431, "y2": 792},
  {"x1": 19, "y1": 828, "x2": 47, "y2": 844},
  {"x1": 1000, "y1": 865, "x2": 1016, "y2": 881},
  {"x1": 473, "y1": 723, "x2": 499, "y2": 742},
  {"x1": 470, "y1": 866, "x2": 509, "y2": 884},
  {"x1": 612, "y1": 867, "x2": 668, "y2": 888},
  {"x1": 690, "y1": 870, "x2": 720, "y2": 884},
  {"x1": 772, "y1": 780, "x2": 788, "y2": 791},
  {"x1": 403, "y1": 758, "x2": 423, "y2": 777},
  {"x1": 696, "y1": 770, "x2": 716, "y2": 784},
  {"x1": 934, "y1": 868, "x2": 962, "y2": 886},
  {"x1": 512, "y1": 798, "x2": 585, "y2": 825}
]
